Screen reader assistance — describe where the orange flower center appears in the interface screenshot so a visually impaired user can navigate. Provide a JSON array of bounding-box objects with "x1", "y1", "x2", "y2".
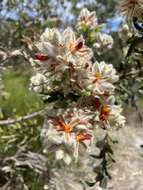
[
  {"x1": 100, "y1": 106, "x2": 110, "y2": 121},
  {"x1": 76, "y1": 133, "x2": 92, "y2": 142},
  {"x1": 83, "y1": 16, "x2": 90, "y2": 24},
  {"x1": 92, "y1": 72, "x2": 101, "y2": 83},
  {"x1": 58, "y1": 121, "x2": 73, "y2": 133}
]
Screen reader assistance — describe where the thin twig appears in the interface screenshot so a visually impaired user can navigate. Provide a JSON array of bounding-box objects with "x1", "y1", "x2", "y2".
[
  {"x1": 119, "y1": 68, "x2": 143, "y2": 79},
  {"x1": 0, "y1": 109, "x2": 44, "y2": 126}
]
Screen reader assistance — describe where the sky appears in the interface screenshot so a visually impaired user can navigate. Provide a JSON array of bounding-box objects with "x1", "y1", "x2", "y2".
[{"x1": 0, "y1": 0, "x2": 123, "y2": 32}]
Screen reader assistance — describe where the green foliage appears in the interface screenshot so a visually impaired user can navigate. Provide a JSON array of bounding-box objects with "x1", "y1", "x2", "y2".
[{"x1": 0, "y1": 69, "x2": 43, "y2": 117}]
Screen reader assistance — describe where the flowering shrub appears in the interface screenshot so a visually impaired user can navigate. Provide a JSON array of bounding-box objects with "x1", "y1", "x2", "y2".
[
  {"x1": 1, "y1": 1, "x2": 143, "y2": 189},
  {"x1": 30, "y1": 8, "x2": 125, "y2": 163}
]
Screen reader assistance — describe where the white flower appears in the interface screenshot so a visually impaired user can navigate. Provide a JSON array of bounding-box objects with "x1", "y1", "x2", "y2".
[
  {"x1": 40, "y1": 28, "x2": 62, "y2": 45},
  {"x1": 62, "y1": 27, "x2": 93, "y2": 63},
  {"x1": 109, "y1": 105, "x2": 126, "y2": 127},
  {"x1": 35, "y1": 28, "x2": 63, "y2": 58},
  {"x1": 41, "y1": 108, "x2": 93, "y2": 154},
  {"x1": 77, "y1": 8, "x2": 98, "y2": 30},
  {"x1": 118, "y1": 24, "x2": 132, "y2": 41},
  {"x1": 30, "y1": 73, "x2": 46, "y2": 86},
  {"x1": 98, "y1": 102, "x2": 125, "y2": 128},
  {"x1": 30, "y1": 73, "x2": 47, "y2": 92},
  {"x1": 56, "y1": 149, "x2": 64, "y2": 160},
  {"x1": 94, "y1": 33, "x2": 114, "y2": 54},
  {"x1": 81, "y1": 61, "x2": 119, "y2": 94},
  {"x1": 50, "y1": 108, "x2": 93, "y2": 133}
]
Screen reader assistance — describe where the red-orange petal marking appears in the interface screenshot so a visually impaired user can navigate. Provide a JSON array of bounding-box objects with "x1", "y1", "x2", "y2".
[
  {"x1": 57, "y1": 121, "x2": 73, "y2": 133},
  {"x1": 75, "y1": 41, "x2": 83, "y2": 51},
  {"x1": 35, "y1": 53, "x2": 49, "y2": 61},
  {"x1": 100, "y1": 106, "x2": 110, "y2": 121},
  {"x1": 76, "y1": 133, "x2": 92, "y2": 142}
]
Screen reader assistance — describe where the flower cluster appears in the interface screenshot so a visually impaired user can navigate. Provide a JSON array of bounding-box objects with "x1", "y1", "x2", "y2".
[{"x1": 30, "y1": 8, "x2": 125, "y2": 162}]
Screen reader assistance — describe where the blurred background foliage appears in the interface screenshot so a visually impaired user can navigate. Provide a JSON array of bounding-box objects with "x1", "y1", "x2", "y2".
[{"x1": 1, "y1": 68, "x2": 43, "y2": 117}]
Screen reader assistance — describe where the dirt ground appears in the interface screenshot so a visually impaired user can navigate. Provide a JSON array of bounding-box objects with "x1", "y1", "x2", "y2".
[
  {"x1": 107, "y1": 108, "x2": 143, "y2": 190},
  {"x1": 108, "y1": 126, "x2": 143, "y2": 190}
]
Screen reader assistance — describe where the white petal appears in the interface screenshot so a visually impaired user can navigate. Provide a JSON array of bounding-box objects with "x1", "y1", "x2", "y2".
[
  {"x1": 35, "y1": 42, "x2": 56, "y2": 57},
  {"x1": 56, "y1": 149, "x2": 64, "y2": 160},
  {"x1": 63, "y1": 154, "x2": 72, "y2": 165},
  {"x1": 63, "y1": 27, "x2": 76, "y2": 44}
]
